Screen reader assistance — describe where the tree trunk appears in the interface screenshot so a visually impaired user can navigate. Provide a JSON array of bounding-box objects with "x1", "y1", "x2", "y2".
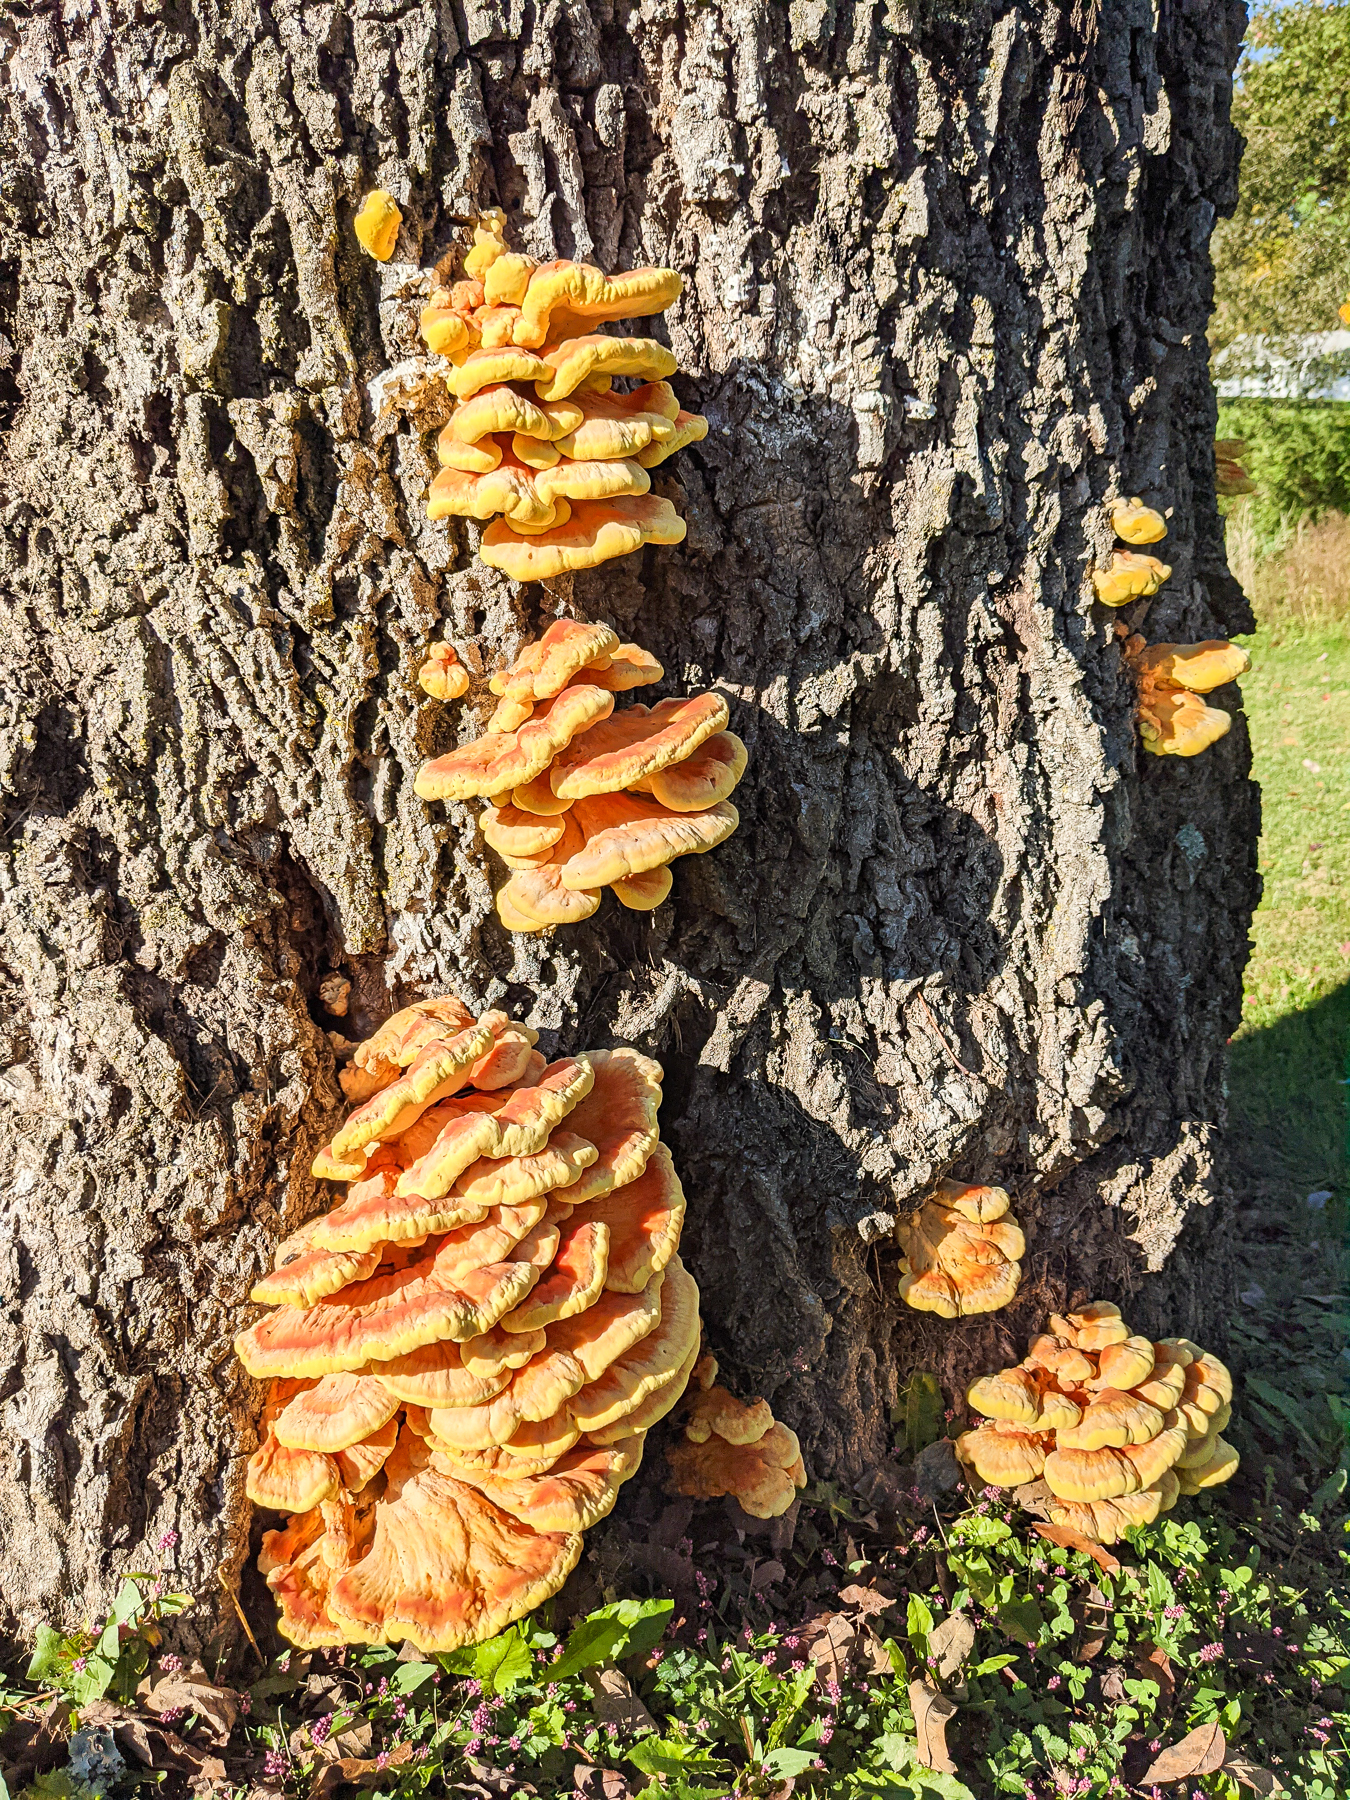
[{"x1": 0, "y1": 0, "x2": 1254, "y2": 1642}]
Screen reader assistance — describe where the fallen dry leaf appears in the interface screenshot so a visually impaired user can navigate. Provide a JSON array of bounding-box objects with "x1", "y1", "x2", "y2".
[
  {"x1": 928, "y1": 1612, "x2": 977, "y2": 1681},
  {"x1": 1031, "y1": 1521, "x2": 1121, "y2": 1575},
  {"x1": 1071, "y1": 1584, "x2": 1110, "y2": 1662},
  {"x1": 1138, "y1": 1721, "x2": 1227, "y2": 1787},
  {"x1": 751, "y1": 1559, "x2": 786, "y2": 1591},
  {"x1": 837, "y1": 1583, "x2": 895, "y2": 1620},
  {"x1": 309, "y1": 1739, "x2": 414, "y2": 1799},
  {"x1": 798, "y1": 1611, "x2": 857, "y2": 1688},
  {"x1": 1222, "y1": 1752, "x2": 1288, "y2": 1795},
  {"x1": 1099, "y1": 1666, "x2": 1128, "y2": 1704},
  {"x1": 1133, "y1": 1642, "x2": 1175, "y2": 1707},
  {"x1": 572, "y1": 1764, "x2": 635, "y2": 1799},
  {"x1": 585, "y1": 1669, "x2": 657, "y2": 1736},
  {"x1": 908, "y1": 1677, "x2": 958, "y2": 1774},
  {"x1": 145, "y1": 1676, "x2": 239, "y2": 1747},
  {"x1": 189, "y1": 1754, "x2": 229, "y2": 1796}
]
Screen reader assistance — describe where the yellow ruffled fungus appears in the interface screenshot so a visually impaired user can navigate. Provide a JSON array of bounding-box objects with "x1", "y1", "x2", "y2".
[
  {"x1": 896, "y1": 1179, "x2": 1024, "y2": 1318},
  {"x1": 419, "y1": 641, "x2": 470, "y2": 701},
  {"x1": 1108, "y1": 497, "x2": 1167, "y2": 545},
  {"x1": 1091, "y1": 550, "x2": 1172, "y2": 607},
  {"x1": 419, "y1": 217, "x2": 705, "y2": 576},
  {"x1": 1122, "y1": 630, "x2": 1251, "y2": 758},
  {"x1": 955, "y1": 1300, "x2": 1238, "y2": 1543},
  {"x1": 665, "y1": 1384, "x2": 807, "y2": 1519},
  {"x1": 354, "y1": 190, "x2": 403, "y2": 262},
  {"x1": 413, "y1": 617, "x2": 745, "y2": 931},
  {"x1": 237, "y1": 995, "x2": 712, "y2": 1650},
  {"x1": 1215, "y1": 438, "x2": 1256, "y2": 497}
]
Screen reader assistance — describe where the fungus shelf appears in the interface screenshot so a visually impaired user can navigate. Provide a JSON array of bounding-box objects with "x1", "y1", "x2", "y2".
[
  {"x1": 236, "y1": 994, "x2": 707, "y2": 1651},
  {"x1": 419, "y1": 214, "x2": 706, "y2": 577},
  {"x1": 665, "y1": 1351, "x2": 806, "y2": 1520},
  {"x1": 1093, "y1": 494, "x2": 1172, "y2": 607},
  {"x1": 956, "y1": 1299, "x2": 1238, "y2": 1545},
  {"x1": 414, "y1": 617, "x2": 745, "y2": 932},
  {"x1": 1122, "y1": 630, "x2": 1251, "y2": 758},
  {"x1": 895, "y1": 1179, "x2": 1024, "y2": 1318}
]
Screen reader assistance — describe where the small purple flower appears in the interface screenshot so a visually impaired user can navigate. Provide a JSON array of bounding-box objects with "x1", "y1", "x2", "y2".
[
  {"x1": 159, "y1": 1708, "x2": 185, "y2": 1726},
  {"x1": 376, "y1": 1752, "x2": 389, "y2": 1770},
  {"x1": 1197, "y1": 1642, "x2": 1224, "y2": 1665},
  {"x1": 563, "y1": 1700, "x2": 576, "y2": 1713},
  {"x1": 158, "y1": 1529, "x2": 179, "y2": 1552},
  {"x1": 262, "y1": 1748, "x2": 288, "y2": 1783},
  {"x1": 510, "y1": 1736, "x2": 521, "y2": 1750},
  {"x1": 70, "y1": 1656, "x2": 87, "y2": 1674},
  {"x1": 818, "y1": 1723, "x2": 834, "y2": 1745},
  {"x1": 1047, "y1": 1675, "x2": 1061, "y2": 1690},
  {"x1": 240, "y1": 1694, "x2": 252, "y2": 1716},
  {"x1": 159, "y1": 1652, "x2": 183, "y2": 1674},
  {"x1": 310, "y1": 1716, "x2": 331, "y2": 1746}
]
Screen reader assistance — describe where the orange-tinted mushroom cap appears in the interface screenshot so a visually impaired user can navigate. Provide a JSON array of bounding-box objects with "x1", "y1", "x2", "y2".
[
  {"x1": 533, "y1": 335, "x2": 680, "y2": 402},
  {"x1": 459, "y1": 1322, "x2": 546, "y2": 1379},
  {"x1": 1118, "y1": 1417, "x2": 1189, "y2": 1487},
  {"x1": 558, "y1": 1048, "x2": 663, "y2": 1204},
  {"x1": 1139, "y1": 689, "x2": 1233, "y2": 758},
  {"x1": 1176, "y1": 1436, "x2": 1239, "y2": 1494},
  {"x1": 612, "y1": 867, "x2": 673, "y2": 910},
  {"x1": 1045, "y1": 1480, "x2": 1169, "y2": 1545},
  {"x1": 898, "y1": 1183, "x2": 1024, "y2": 1319},
  {"x1": 1023, "y1": 1334, "x2": 1096, "y2": 1388},
  {"x1": 1132, "y1": 1344, "x2": 1189, "y2": 1410},
  {"x1": 1055, "y1": 1388, "x2": 1165, "y2": 1451},
  {"x1": 636, "y1": 409, "x2": 709, "y2": 468},
  {"x1": 419, "y1": 289, "x2": 476, "y2": 361},
  {"x1": 1052, "y1": 1303, "x2": 1131, "y2": 1351},
  {"x1": 415, "y1": 685, "x2": 614, "y2": 804},
  {"x1": 584, "y1": 1141, "x2": 686, "y2": 1292},
  {"x1": 568, "y1": 1255, "x2": 701, "y2": 1436},
  {"x1": 954, "y1": 1422, "x2": 1050, "y2": 1488},
  {"x1": 373, "y1": 1341, "x2": 512, "y2": 1410},
  {"x1": 390, "y1": 1060, "x2": 596, "y2": 1203},
  {"x1": 967, "y1": 1365, "x2": 1041, "y2": 1424},
  {"x1": 354, "y1": 190, "x2": 402, "y2": 261},
  {"x1": 234, "y1": 1246, "x2": 547, "y2": 1379},
  {"x1": 330, "y1": 1025, "x2": 497, "y2": 1159},
  {"x1": 252, "y1": 1218, "x2": 384, "y2": 1307},
  {"x1": 274, "y1": 1372, "x2": 403, "y2": 1453},
  {"x1": 1042, "y1": 1445, "x2": 1140, "y2": 1503},
  {"x1": 510, "y1": 261, "x2": 683, "y2": 349},
  {"x1": 480, "y1": 495, "x2": 687, "y2": 580},
  {"x1": 447, "y1": 1434, "x2": 645, "y2": 1532},
  {"x1": 684, "y1": 1385, "x2": 773, "y2": 1446},
  {"x1": 490, "y1": 620, "x2": 622, "y2": 710},
  {"x1": 261, "y1": 1504, "x2": 369, "y2": 1649},
  {"x1": 337, "y1": 1414, "x2": 402, "y2": 1493},
  {"x1": 1128, "y1": 639, "x2": 1250, "y2": 694},
  {"x1": 666, "y1": 1419, "x2": 806, "y2": 1519},
  {"x1": 551, "y1": 381, "x2": 681, "y2": 460},
  {"x1": 444, "y1": 385, "x2": 580, "y2": 447},
  {"x1": 588, "y1": 1341, "x2": 699, "y2": 1445},
  {"x1": 500, "y1": 1216, "x2": 611, "y2": 1333},
  {"x1": 325, "y1": 1431, "x2": 582, "y2": 1652},
  {"x1": 1108, "y1": 497, "x2": 1167, "y2": 545},
  {"x1": 352, "y1": 997, "x2": 478, "y2": 1081},
  {"x1": 497, "y1": 817, "x2": 603, "y2": 928},
  {"x1": 648, "y1": 731, "x2": 747, "y2": 812},
  {"x1": 1087, "y1": 1337, "x2": 1156, "y2": 1392},
  {"x1": 247, "y1": 1432, "x2": 340, "y2": 1512},
  {"x1": 440, "y1": 436, "x2": 504, "y2": 474},
  {"x1": 465, "y1": 1013, "x2": 542, "y2": 1090},
  {"x1": 1091, "y1": 550, "x2": 1172, "y2": 606},
  {"x1": 569, "y1": 643, "x2": 665, "y2": 693},
  {"x1": 562, "y1": 793, "x2": 738, "y2": 890},
  {"x1": 551, "y1": 693, "x2": 730, "y2": 799},
  {"x1": 446, "y1": 346, "x2": 554, "y2": 400},
  {"x1": 419, "y1": 641, "x2": 471, "y2": 701}
]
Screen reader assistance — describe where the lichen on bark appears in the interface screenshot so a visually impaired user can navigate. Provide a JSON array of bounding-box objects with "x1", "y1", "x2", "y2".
[{"x1": 0, "y1": 0, "x2": 1254, "y2": 1641}]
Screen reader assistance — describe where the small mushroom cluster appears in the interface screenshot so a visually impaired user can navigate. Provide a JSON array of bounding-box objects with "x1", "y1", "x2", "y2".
[
  {"x1": 666, "y1": 1352, "x2": 806, "y2": 1520},
  {"x1": 1122, "y1": 631, "x2": 1252, "y2": 758},
  {"x1": 956, "y1": 1300, "x2": 1238, "y2": 1545},
  {"x1": 1215, "y1": 438, "x2": 1256, "y2": 497},
  {"x1": 235, "y1": 994, "x2": 705, "y2": 1651},
  {"x1": 414, "y1": 618, "x2": 745, "y2": 932},
  {"x1": 420, "y1": 214, "x2": 706, "y2": 579},
  {"x1": 1093, "y1": 498, "x2": 1173, "y2": 608},
  {"x1": 896, "y1": 1180, "x2": 1024, "y2": 1318}
]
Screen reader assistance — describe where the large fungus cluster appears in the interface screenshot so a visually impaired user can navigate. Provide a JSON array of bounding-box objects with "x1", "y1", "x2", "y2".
[
  {"x1": 236, "y1": 993, "x2": 706, "y2": 1651},
  {"x1": 896, "y1": 1180, "x2": 1024, "y2": 1318},
  {"x1": 1122, "y1": 631, "x2": 1251, "y2": 758},
  {"x1": 956, "y1": 1301, "x2": 1238, "y2": 1544},
  {"x1": 419, "y1": 214, "x2": 706, "y2": 578},
  {"x1": 414, "y1": 617, "x2": 745, "y2": 932},
  {"x1": 664, "y1": 1351, "x2": 806, "y2": 1520},
  {"x1": 1093, "y1": 497, "x2": 1173, "y2": 607}
]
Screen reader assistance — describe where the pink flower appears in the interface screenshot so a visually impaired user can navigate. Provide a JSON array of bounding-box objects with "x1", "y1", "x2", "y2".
[
  {"x1": 158, "y1": 1529, "x2": 179, "y2": 1552},
  {"x1": 1047, "y1": 1675, "x2": 1061, "y2": 1690}
]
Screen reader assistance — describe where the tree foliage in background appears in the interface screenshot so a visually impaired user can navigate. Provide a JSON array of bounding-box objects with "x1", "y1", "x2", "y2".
[
  {"x1": 1217, "y1": 397, "x2": 1350, "y2": 546},
  {"x1": 1213, "y1": 0, "x2": 1350, "y2": 350}
]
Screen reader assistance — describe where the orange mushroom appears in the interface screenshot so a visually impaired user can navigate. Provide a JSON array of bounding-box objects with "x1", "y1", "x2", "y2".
[
  {"x1": 1108, "y1": 497, "x2": 1167, "y2": 545},
  {"x1": 353, "y1": 190, "x2": 402, "y2": 262},
  {"x1": 666, "y1": 1389, "x2": 807, "y2": 1520},
  {"x1": 955, "y1": 1300, "x2": 1237, "y2": 1540},
  {"x1": 1122, "y1": 631, "x2": 1250, "y2": 758},
  {"x1": 419, "y1": 640, "x2": 470, "y2": 701},
  {"x1": 898, "y1": 1180, "x2": 1024, "y2": 1317},
  {"x1": 238, "y1": 998, "x2": 715, "y2": 1649},
  {"x1": 1091, "y1": 550, "x2": 1172, "y2": 607}
]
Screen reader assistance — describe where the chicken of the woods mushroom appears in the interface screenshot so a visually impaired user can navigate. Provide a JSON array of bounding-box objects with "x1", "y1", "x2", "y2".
[
  {"x1": 955, "y1": 1300, "x2": 1238, "y2": 1544},
  {"x1": 1214, "y1": 438, "x2": 1257, "y2": 498},
  {"x1": 414, "y1": 616, "x2": 746, "y2": 933},
  {"x1": 896, "y1": 1180, "x2": 1024, "y2": 1318},
  {"x1": 1121, "y1": 630, "x2": 1251, "y2": 758},
  {"x1": 236, "y1": 994, "x2": 709, "y2": 1651},
  {"x1": 418, "y1": 213, "x2": 706, "y2": 577},
  {"x1": 1093, "y1": 496, "x2": 1173, "y2": 607},
  {"x1": 664, "y1": 1351, "x2": 807, "y2": 1520}
]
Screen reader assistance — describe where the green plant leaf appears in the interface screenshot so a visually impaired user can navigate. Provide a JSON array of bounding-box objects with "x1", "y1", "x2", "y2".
[
  {"x1": 66, "y1": 1657, "x2": 117, "y2": 1706},
  {"x1": 627, "y1": 1735, "x2": 724, "y2": 1778},
  {"x1": 25, "y1": 1626, "x2": 72, "y2": 1686},
  {"x1": 108, "y1": 1578, "x2": 144, "y2": 1627},
  {"x1": 474, "y1": 1625, "x2": 533, "y2": 1694},
  {"x1": 906, "y1": 1596, "x2": 935, "y2": 1648},
  {"x1": 551, "y1": 1598, "x2": 674, "y2": 1681},
  {"x1": 894, "y1": 1371, "x2": 945, "y2": 1456},
  {"x1": 392, "y1": 1661, "x2": 438, "y2": 1695},
  {"x1": 762, "y1": 1746, "x2": 817, "y2": 1778}
]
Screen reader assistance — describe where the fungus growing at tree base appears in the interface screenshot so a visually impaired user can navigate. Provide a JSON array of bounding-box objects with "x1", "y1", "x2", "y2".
[
  {"x1": 955, "y1": 1300, "x2": 1237, "y2": 1544},
  {"x1": 1121, "y1": 630, "x2": 1251, "y2": 757},
  {"x1": 237, "y1": 994, "x2": 712, "y2": 1650},
  {"x1": 418, "y1": 216, "x2": 706, "y2": 575},
  {"x1": 896, "y1": 1179, "x2": 1024, "y2": 1317},
  {"x1": 413, "y1": 617, "x2": 746, "y2": 932},
  {"x1": 664, "y1": 1351, "x2": 807, "y2": 1519}
]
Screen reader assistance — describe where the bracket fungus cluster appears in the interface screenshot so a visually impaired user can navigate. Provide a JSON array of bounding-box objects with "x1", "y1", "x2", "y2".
[
  {"x1": 418, "y1": 639, "x2": 470, "y2": 702},
  {"x1": 354, "y1": 189, "x2": 403, "y2": 262},
  {"x1": 1093, "y1": 497, "x2": 1172, "y2": 608},
  {"x1": 419, "y1": 214, "x2": 706, "y2": 578},
  {"x1": 956, "y1": 1301, "x2": 1238, "y2": 1545},
  {"x1": 236, "y1": 993, "x2": 708, "y2": 1651},
  {"x1": 665, "y1": 1352, "x2": 806, "y2": 1520},
  {"x1": 1122, "y1": 631, "x2": 1252, "y2": 758},
  {"x1": 1215, "y1": 438, "x2": 1257, "y2": 497},
  {"x1": 414, "y1": 618, "x2": 745, "y2": 932},
  {"x1": 896, "y1": 1180, "x2": 1024, "y2": 1318}
]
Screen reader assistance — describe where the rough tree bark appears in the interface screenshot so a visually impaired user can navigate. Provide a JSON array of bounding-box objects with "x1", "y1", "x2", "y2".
[{"x1": 0, "y1": 0, "x2": 1255, "y2": 1642}]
